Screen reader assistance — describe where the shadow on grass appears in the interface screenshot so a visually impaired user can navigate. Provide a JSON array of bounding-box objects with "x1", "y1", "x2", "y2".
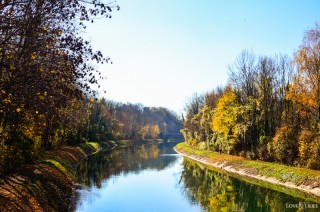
[{"x1": 0, "y1": 145, "x2": 94, "y2": 211}]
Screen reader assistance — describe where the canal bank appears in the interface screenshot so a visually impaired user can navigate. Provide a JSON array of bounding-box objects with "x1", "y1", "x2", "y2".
[
  {"x1": 0, "y1": 139, "x2": 162, "y2": 211},
  {"x1": 174, "y1": 142, "x2": 320, "y2": 201},
  {"x1": 71, "y1": 141, "x2": 320, "y2": 211}
]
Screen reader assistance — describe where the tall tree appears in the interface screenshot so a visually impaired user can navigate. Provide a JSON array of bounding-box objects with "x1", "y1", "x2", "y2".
[
  {"x1": 212, "y1": 86, "x2": 239, "y2": 154},
  {"x1": 0, "y1": 0, "x2": 119, "y2": 172},
  {"x1": 286, "y1": 23, "x2": 320, "y2": 169},
  {"x1": 0, "y1": 0, "x2": 118, "y2": 147},
  {"x1": 288, "y1": 23, "x2": 320, "y2": 125}
]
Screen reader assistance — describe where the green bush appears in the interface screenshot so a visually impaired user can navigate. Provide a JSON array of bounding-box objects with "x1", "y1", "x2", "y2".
[{"x1": 271, "y1": 126, "x2": 298, "y2": 165}]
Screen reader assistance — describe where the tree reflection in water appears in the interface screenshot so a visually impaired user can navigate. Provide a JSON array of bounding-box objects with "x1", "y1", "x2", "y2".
[
  {"x1": 76, "y1": 142, "x2": 179, "y2": 188},
  {"x1": 75, "y1": 143, "x2": 319, "y2": 212},
  {"x1": 180, "y1": 159, "x2": 319, "y2": 212}
]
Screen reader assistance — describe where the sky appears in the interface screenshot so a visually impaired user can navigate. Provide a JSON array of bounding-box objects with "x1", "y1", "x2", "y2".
[{"x1": 86, "y1": 0, "x2": 320, "y2": 114}]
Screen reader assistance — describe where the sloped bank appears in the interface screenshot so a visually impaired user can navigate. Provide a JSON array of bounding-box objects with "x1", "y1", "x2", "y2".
[
  {"x1": 0, "y1": 140, "x2": 161, "y2": 211},
  {"x1": 174, "y1": 142, "x2": 320, "y2": 201}
]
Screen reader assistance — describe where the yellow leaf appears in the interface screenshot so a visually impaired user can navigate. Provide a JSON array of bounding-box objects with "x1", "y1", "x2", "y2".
[
  {"x1": 10, "y1": 65, "x2": 15, "y2": 71},
  {"x1": 31, "y1": 53, "x2": 37, "y2": 60},
  {"x1": 6, "y1": 53, "x2": 14, "y2": 59}
]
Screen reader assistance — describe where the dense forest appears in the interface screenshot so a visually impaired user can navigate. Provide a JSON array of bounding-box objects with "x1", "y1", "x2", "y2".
[
  {"x1": 182, "y1": 24, "x2": 320, "y2": 170},
  {"x1": 86, "y1": 100, "x2": 182, "y2": 142},
  {"x1": 0, "y1": 0, "x2": 181, "y2": 175}
]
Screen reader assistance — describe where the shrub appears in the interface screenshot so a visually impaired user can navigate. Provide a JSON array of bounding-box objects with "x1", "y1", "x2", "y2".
[
  {"x1": 257, "y1": 136, "x2": 272, "y2": 161},
  {"x1": 272, "y1": 126, "x2": 298, "y2": 165},
  {"x1": 197, "y1": 142, "x2": 207, "y2": 150},
  {"x1": 299, "y1": 129, "x2": 320, "y2": 170}
]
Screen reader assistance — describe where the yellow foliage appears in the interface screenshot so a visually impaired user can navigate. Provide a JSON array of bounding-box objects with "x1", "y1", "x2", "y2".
[
  {"x1": 9, "y1": 65, "x2": 15, "y2": 71},
  {"x1": 31, "y1": 53, "x2": 37, "y2": 60},
  {"x1": 6, "y1": 53, "x2": 14, "y2": 58},
  {"x1": 298, "y1": 129, "x2": 315, "y2": 165},
  {"x1": 140, "y1": 124, "x2": 160, "y2": 139},
  {"x1": 152, "y1": 124, "x2": 160, "y2": 138},
  {"x1": 3, "y1": 99, "x2": 11, "y2": 104},
  {"x1": 212, "y1": 86, "x2": 238, "y2": 137},
  {"x1": 288, "y1": 23, "x2": 320, "y2": 121}
]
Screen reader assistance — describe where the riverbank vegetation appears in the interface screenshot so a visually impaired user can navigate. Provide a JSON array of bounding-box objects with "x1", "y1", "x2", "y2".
[
  {"x1": 0, "y1": 0, "x2": 181, "y2": 176},
  {"x1": 175, "y1": 143, "x2": 320, "y2": 200},
  {"x1": 181, "y1": 23, "x2": 320, "y2": 170},
  {"x1": 0, "y1": 141, "x2": 108, "y2": 211},
  {"x1": 181, "y1": 157, "x2": 320, "y2": 211}
]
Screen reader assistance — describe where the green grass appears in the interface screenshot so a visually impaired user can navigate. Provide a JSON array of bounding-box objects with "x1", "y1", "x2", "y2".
[
  {"x1": 86, "y1": 142, "x2": 100, "y2": 151},
  {"x1": 175, "y1": 142, "x2": 320, "y2": 203},
  {"x1": 175, "y1": 142, "x2": 320, "y2": 187},
  {"x1": 80, "y1": 142, "x2": 100, "y2": 152},
  {"x1": 43, "y1": 159, "x2": 70, "y2": 177},
  {"x1": 184, "y1": 157, "x2": 320, "y2": 203}
]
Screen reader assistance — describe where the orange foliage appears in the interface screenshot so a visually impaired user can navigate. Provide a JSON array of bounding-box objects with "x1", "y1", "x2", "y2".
[{"x1": 287, "y1": 23, "x2": 320, "y2": 123}]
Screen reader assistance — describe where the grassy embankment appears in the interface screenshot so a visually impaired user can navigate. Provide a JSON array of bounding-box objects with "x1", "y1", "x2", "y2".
[
  {"x1": 175, "y1": 142, "x2": 320, "y2": 203},
  {"x1": 0, "y1": 139, "x2": 160, "y2": 211}
]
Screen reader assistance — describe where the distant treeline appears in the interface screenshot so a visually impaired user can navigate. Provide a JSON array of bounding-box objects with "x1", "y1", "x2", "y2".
[
  {"x1": 0, "y1": 95, "x2": 182, "y2": 174},
  {"x1": 182, "y1": 24, "x2": 320, "y2": 170}
]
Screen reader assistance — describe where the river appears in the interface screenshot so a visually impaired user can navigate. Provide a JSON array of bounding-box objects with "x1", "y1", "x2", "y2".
[{"x1": 72, "y1": 142, "x2": 319, "y2": 211}]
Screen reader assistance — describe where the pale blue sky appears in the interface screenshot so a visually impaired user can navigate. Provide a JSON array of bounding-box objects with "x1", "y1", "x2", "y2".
[{"x1": 86, "y1": 0, "x2": 320, "y2": 114}]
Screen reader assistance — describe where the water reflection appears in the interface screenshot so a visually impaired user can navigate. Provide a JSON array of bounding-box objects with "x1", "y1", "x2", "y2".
[
  {"x1": 74, "y1": 142, "x2": 203, "y2": 212},
  {"x1": 74, "y1": 142, "x2": 319, "y2": 212},
  {"x1": 180, "y1": 159, "x2": 320, "y2": 211},
  {"x1": 76, "y1": 142, "x2": 179, "y2": 188}
]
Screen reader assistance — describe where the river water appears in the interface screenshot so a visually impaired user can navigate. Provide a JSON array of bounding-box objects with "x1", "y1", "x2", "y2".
[{"x1": 73, "y1": 142, "x2": 319, "y2": 211}]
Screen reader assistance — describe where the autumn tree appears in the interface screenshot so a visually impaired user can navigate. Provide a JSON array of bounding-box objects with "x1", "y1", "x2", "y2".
[
  {"x1": 228, "y1": 50, "x2": 259, "y2": 154},
  {"x1": 288, "y1": 23, "x2": 320, "y2": 126},
  {"x1": 0, "y1": 0, "x2": 119, "y2": 173},
  {"x1": 228, "y1": 50, "x2": 293, "y2": 159},
  {"x1": 287, "y1": 23, "x2": 320, "y2": 168},
  {"x1": 140, "y1": 124, "x2": 161, "y2": 139},
  {"x1": 229, "y1": 50, "x2": 258, "y2": 102},
  {"x1": 212, "y1": 86, "x2": 240, "y2": 154},
  {"x1": 181, "y1": 93, "x2": 204, "y2": 146},
  {"x1": 177, "y1": 25, "x2": 320, "y2": 169}
]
